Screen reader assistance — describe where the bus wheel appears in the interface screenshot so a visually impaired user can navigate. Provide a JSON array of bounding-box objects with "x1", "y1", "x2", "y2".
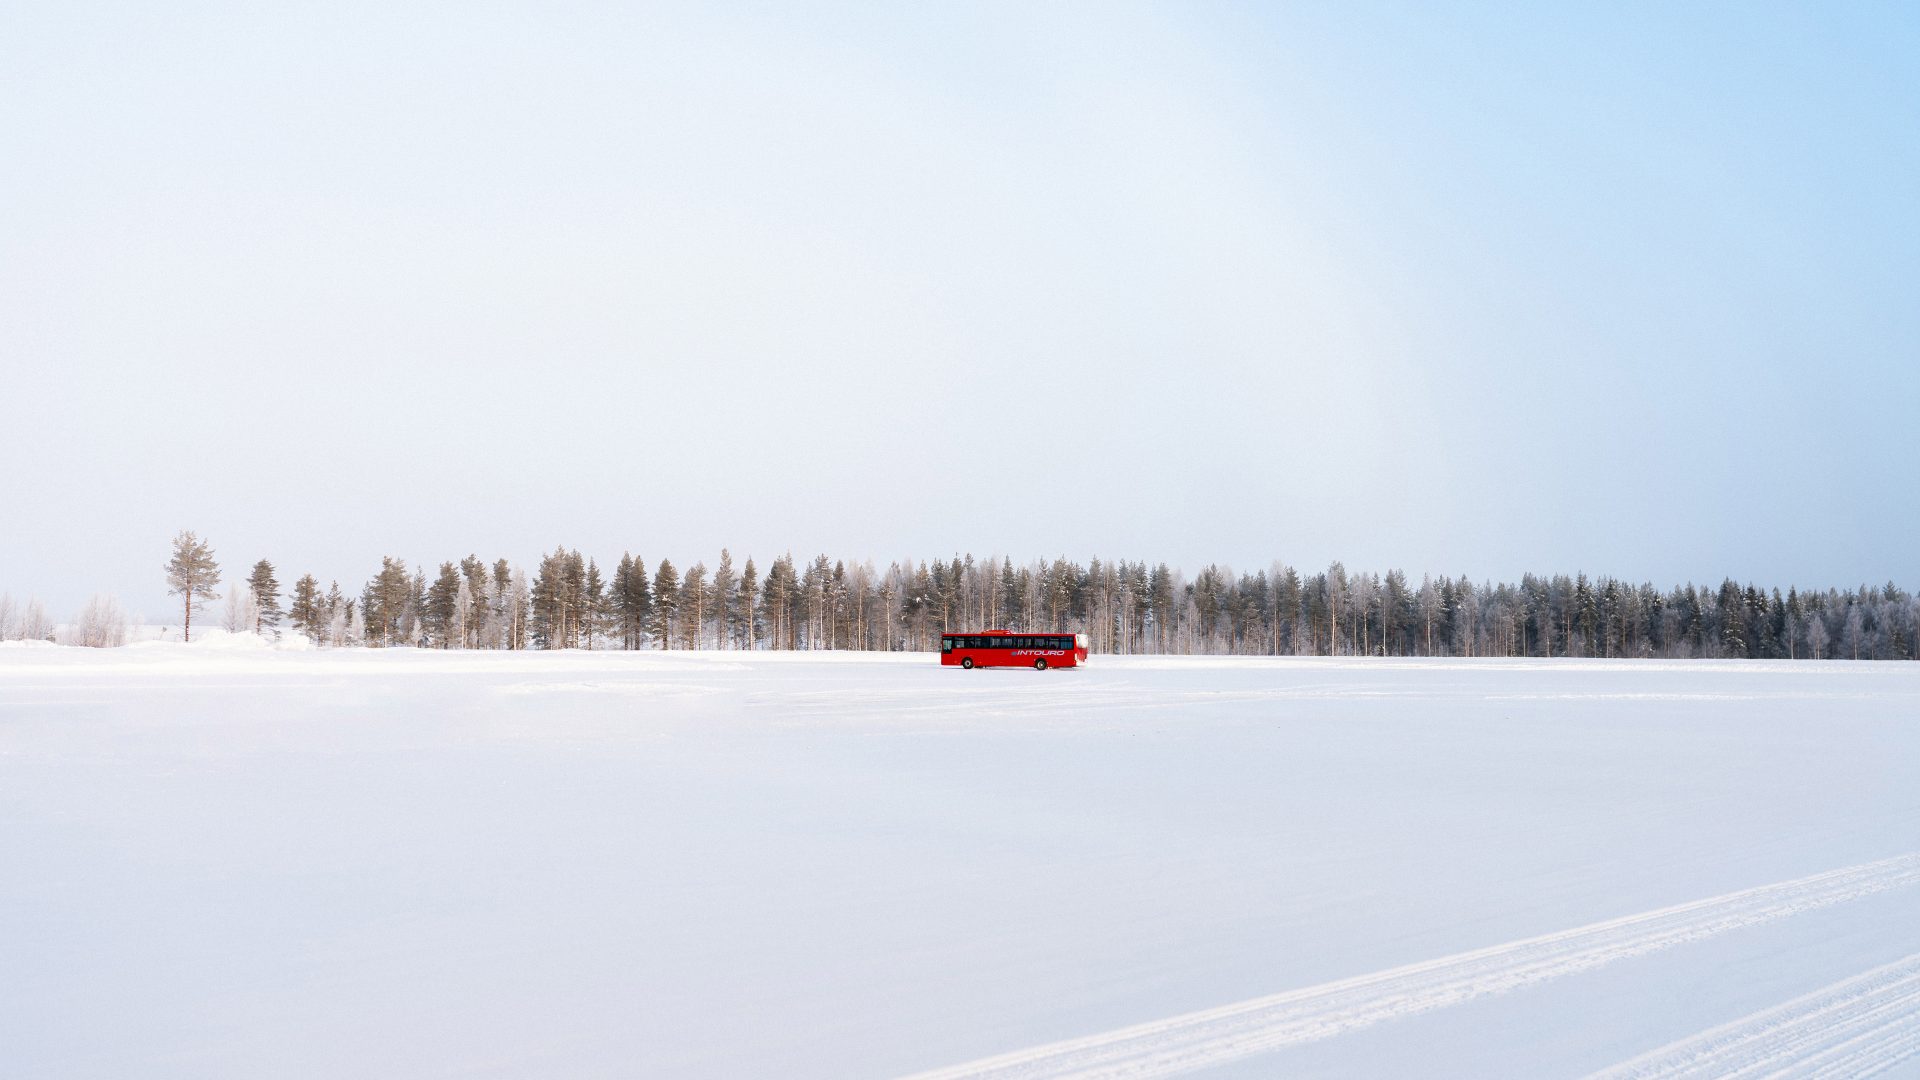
[
  {"x1": 961, "y1": 657, "x2": 973, "y2": 669},
  {"x1": 1034, "y1": 658, "x2": 1048, "y2": 671}
]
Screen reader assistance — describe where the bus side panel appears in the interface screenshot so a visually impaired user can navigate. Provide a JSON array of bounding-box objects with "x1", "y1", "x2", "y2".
[{"x1": 947, "y1": 637, "x2": 1082, "y2": 667}]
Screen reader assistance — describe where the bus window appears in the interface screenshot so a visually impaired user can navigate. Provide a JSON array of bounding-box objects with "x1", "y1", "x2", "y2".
[{"x1": 942, "y1": 637, "x2": 953, "y2": 652}]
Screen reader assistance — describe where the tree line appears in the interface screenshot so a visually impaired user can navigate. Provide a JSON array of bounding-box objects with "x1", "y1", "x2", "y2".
[{"x1": 129, "y1": 531, "x2": 1920, "y2": 661}]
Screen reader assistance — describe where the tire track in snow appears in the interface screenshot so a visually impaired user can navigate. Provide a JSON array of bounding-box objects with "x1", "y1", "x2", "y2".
[
  {"x1": 1587, "y1": 952, "x2": 1920, "y2": 1080},
  {"x1": 902, "y1": 855, "x2": 1920, "y2": 1080}
]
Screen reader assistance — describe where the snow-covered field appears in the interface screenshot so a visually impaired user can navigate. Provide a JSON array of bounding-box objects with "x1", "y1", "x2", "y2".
[{"x1": 2, "y1": 647, "x2": 1916, "y2": 1078}]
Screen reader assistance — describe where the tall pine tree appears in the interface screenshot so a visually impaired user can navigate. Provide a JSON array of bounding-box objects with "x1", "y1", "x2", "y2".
[
  {"x1": 737, "y1": 557, "x2": 758, "y2": 650},
  {"x1": 651, "y1": 559, "x2": 679, "y2": 648},
  {"x1": 288, "y1": 574, "x2": 324, "y2": 642},
  {"x1": 712, "y1": 550, "x2": 736, "y2": 649},
  {"x1": 248, "y1": 560, "x2": 282, "y2": 634}
]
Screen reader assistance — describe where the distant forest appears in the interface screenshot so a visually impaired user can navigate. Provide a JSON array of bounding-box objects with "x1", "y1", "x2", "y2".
[{"x1": 85, "y1": 532, "x2": 1914, "y2": 660}]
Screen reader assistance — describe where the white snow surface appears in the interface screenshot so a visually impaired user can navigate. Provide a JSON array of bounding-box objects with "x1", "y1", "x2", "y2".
[{"x1": 1, "y1": 649, "x2": 1916, "y2": 1079}]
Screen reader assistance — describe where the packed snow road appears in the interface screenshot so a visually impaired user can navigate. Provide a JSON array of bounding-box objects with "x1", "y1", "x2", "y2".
[{"x1": 1, "y1": 647, "x2": 1916, "y2": 1078}]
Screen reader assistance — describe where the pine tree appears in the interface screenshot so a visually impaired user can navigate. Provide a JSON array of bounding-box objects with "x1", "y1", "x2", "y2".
[
  {"x1": 681, "y1": 562, "x2": 708, "y2": 649},
  {"x1": 564, "y1": 551, "x2": 587, "y2": 646},
  {"x1": 1574, "y1": 574, "x2": 1597, "y2": 657},
  {"x1": 288, "y1": 574, "x2": 324, "y2": 642},
  {"x1": 1718, "y1": 579, "x2": 1747, "y2": 658},
  {"x1": 492, "y1": 559, "x2": 514, "y2": 647},
  {"x1": 712, "y1": 550, "x2": 736, "y2": 649},
  {"x1": 1681, "y1": 587, "x2": 1706, "y2": 654},
  {"x1": 529, "y1": 547, "x2": 593, "y2": 648},
  {"x1": 900, "y1": 561, "x2": 930, "y2": 648},
  {"x1": 761, "y1": 555, "x2": 796, "y2": 648},
  {"x1": 831, "y1": 560, "x2": 850, "y2": 647},
  {"x1": 405, "y1": 567, "x2": 428, "y2": 645},
  {"x1": 584, "y1": 558, "x2": 606, "y2": 649},
  {"x1": 165, "y1": 531, "x2": 221, "y2": 642},
  {"x1": 625, "y1": 555, "x2": 653, "y2": 649},
  {"x1": 738, "y1": 557, "x2": 759, "y2": 649},
  {"x1": 803, "y1": 556, "x2": 831, "y2": 648},
  {"x1": 651, "y1": 559, "x2": 679, "y2": 648},
  {"x1": 529, "y1": 549, "x2": 560, "y2": 647},
  {"x1": 460, "y1": 556, "x2": 490, "y2": 648},
  {"x1": 362, "y1": 557, "x2": 412, "y2": 647},
  {"x1": 248, "y1": 559, "x2": 282, "y2": 634},
  {"x1": 424, "y1": 562, "x2": 462, "y2": 647}
]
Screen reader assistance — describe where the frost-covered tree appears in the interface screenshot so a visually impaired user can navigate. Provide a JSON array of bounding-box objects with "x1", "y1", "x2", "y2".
[
  {"x1": 19, "y1": 598, "x2": 53, "y2": 642},
  {"x1": 72, "y1": 594, "x2": 128, "y2": 648},
  {"x1": 0, "y1": 594, "x2": 16, "y2": 640},
  {"x1": 507, "y1": 568, "x2": 530, "y2": 649},
  {"x1": 165, "y1": 531, "x2": 221, "y2": 642},
  {"x1": 323, "y1": 581, "x2": 346, "y2": 645},
  {"x1": 453, "y1": 575, "x2": 473, "y2": 649},
  {"x1": 222, "y1": 582, "x2": 259, "y2": 634}
]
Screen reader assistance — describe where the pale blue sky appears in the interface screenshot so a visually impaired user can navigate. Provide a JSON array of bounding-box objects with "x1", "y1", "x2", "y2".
[{"x1": 3, "y1": 2, "x2": 1916, "y2": 616}]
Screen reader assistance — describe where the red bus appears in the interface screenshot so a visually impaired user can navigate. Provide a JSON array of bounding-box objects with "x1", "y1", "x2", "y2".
[{"x1": 941, "y1": 630, "x2": 1089, "y2": 670}]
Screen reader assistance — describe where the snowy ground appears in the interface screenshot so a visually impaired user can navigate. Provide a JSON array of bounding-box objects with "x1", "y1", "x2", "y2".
[{"x1": 2, "y1": 647, "x2": 1916, "y2": 1078}]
